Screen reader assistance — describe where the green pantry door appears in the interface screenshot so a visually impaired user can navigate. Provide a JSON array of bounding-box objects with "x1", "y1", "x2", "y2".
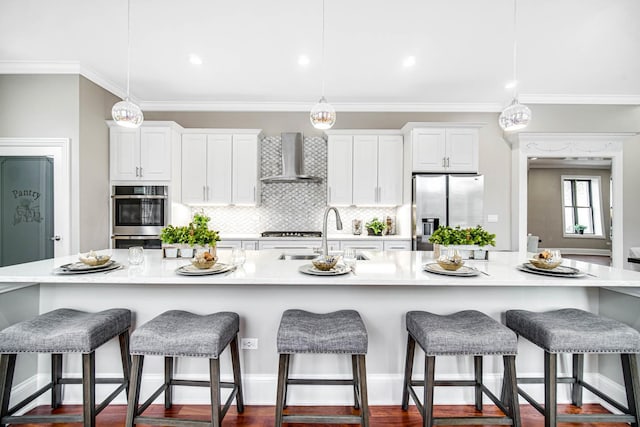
[{"x1": 0, "y1": 156, "x2": 54, "y2": 266}]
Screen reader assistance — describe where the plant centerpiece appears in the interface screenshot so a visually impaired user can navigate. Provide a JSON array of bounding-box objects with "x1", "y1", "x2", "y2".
[
  {"x1": 428, "y1": 225, "x2": 495, "y2": 259},
  {"x1": 574, "y1": 224, "x2": 587, "y2": 234},
  {"x1": 365, "y1": 217, "x2": 387, "y2": 236},
  {"x1": 160, "y1": 213, "x2": 220, "y2": 258}
]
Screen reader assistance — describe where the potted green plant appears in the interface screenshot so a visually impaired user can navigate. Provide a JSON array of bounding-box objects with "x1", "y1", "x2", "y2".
[
  {"x1": 365, "y1": 217, "x2": 387, "y2": 236},
  {"x1": 160, "y1": 214, "x2": 221, "y2": 258},
  {"x1": 574, "y1": 224, "x2": 587, "y2": 234},
  {"x1": 428, "y1": 225, "x2": 495, "y2": 259},
  {"x1": 160, "y1": 225, "x2": 180, "y2": 257}
]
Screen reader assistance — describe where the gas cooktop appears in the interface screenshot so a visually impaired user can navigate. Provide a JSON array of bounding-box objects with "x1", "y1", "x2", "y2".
[{"x1": 261, "y1": 231, "x2": 322, "y2": 238}]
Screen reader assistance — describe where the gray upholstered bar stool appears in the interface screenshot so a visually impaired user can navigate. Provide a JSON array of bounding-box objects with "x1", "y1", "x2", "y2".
[
  {"x1": 125, "y1": 310, "x2": 243, "y2": 427},
  {"x1": 402, "y1": 310, "x2": 521, "y2": 427},
  {"x1": 506, "y1": 308, "x2": 640, "y2": 427},
  {"x1": 0, "y1": 308, "x2": 131, "y2": 426},
  {"x1": 275, "y1": 309, "x2": 369, "y2": 427}
]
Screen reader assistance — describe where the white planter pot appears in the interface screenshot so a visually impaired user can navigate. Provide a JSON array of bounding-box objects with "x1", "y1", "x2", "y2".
[
  {"x1": 162, "y1": 246, "x2": 178, "y2": 258},
  {"x1": 434, "y1": 244, "x2": 489, "y2": 260}
]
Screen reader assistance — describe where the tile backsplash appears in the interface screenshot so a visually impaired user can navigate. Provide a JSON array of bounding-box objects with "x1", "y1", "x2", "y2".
[{"x1": 191, "y1": 135, "x2": 399, "y2": 235}]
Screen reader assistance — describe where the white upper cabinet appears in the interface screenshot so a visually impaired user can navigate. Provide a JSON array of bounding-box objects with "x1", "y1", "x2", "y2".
[
  {"x1": 109, "y1": 122, "x2": 175, "y2": 181},
  {"x1": 181, "y1": 130, "x2": 261, "y2": 205},
  {"x1": 327, "y1": 135, "x2": 353, "y2": 205},
  {"x1": 409, "y1": 125, "x2": 479, "y2": 173},
  {"x1": 327, "y1": 131, "x2": 403, "y2": 206}
]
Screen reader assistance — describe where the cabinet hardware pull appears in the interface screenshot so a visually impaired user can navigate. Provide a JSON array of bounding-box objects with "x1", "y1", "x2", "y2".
[
  {"x1": 207, "y1": 185, "x2": 210, "y2": 201},
  {"x1": 446, "y1": 157, "x2": 450, "y2": 168},
  {"x1": 139, "y1": 167, "x2": 143, "y2": 176},
  {"x1": 50, "y1": 235, "x2": 61, "y2": 241},
  {"x1": 203, "y1": 186, "x2": 206, "y2": 201},
  {"x1": 135, "y1": 166, "x2": 139, "y2": 177},
  {"x1": 328, "y1": 187, "x2": 331, "y2": 203},
  {"x1": 442, "y1": 158, "x2": 445, "y2": 168},
  {"x1": 253, "y1": 186, "x2": 256, "y2": 202}
]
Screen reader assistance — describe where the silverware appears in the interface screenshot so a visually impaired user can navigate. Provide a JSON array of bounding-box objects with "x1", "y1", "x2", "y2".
[
  {"x1": 472, "y1": 267, "x2": 490, "y2": 276},
  {"x1": 584, "y1": 272, "x2": 598, "y2": 278}
]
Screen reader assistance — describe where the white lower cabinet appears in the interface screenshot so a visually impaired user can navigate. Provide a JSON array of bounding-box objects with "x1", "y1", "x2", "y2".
[
  {"x1": 241, "y1": 241, "x2": 258, "y2": 250},
  {"x1": 340, "y1": 241, "x2": 384, "y2": 251},
  {"x1": 217, "y1": 240, "x2": 258, "y2": 250},
  {"x1": 383, "y1": 240, "x2": 412, "y2": 251},
  {"x1": 259, "y1": 240, "x2": 322, "y2": 250}
]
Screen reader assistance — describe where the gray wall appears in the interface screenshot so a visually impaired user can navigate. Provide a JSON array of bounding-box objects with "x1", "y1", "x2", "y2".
[
  {"x1": 0, "y1": 286, "x2": 39, "y2": 387},
  {"x1": 79, "y1": 76, "x2": 119, "y2": 252},
  {"x1": 528, "y1": 167, "x2": 611, "y2": 251}
]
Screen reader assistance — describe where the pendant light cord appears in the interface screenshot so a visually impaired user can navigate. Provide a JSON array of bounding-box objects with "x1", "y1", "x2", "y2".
[
  {"x1": 321, "y1": 0, "x2": 326, "y2": 97},
  {"x1": 512, "y1": 0, "x2": 518, "y2": 99},
  {"x1": 126, "y1": 0, "x2": 132, "y2": 99}
]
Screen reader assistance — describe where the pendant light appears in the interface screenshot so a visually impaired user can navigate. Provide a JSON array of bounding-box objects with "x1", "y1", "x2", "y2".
[
  {"x1": 310, "y1": 0, "x2": 336, "y2": 130},
  {"x1": 112, "y1": 0, "x2": 144, "y2": 128},
  {"x1": 499, "y1": 0, "x2": 531, "y2": 132}
]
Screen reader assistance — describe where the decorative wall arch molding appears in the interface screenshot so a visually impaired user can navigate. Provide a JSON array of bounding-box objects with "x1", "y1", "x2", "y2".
[{"x1": 512, "y1": 132, "x2": 634, "y2": 268}]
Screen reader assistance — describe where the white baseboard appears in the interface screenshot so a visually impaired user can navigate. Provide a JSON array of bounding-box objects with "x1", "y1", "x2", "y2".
[
  {"x1": 7, "y1": 375, "x2": 39, "y2": 415},
  {"x1": 21, "y1": 371, "x2": 628, "y2": 407}
]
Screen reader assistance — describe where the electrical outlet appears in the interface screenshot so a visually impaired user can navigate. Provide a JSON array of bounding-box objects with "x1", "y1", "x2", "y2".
[{"x1": 241, "y1": 338, "x2": 258, "y2": 350}]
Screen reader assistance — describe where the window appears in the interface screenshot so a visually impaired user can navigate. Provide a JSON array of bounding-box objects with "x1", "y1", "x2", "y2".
[{"x1": 561, "y1": 175, "x2": 604, "y2": 238}]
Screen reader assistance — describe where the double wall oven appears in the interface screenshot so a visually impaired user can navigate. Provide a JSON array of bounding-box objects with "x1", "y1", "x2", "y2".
[{"x1": 111, "y1": 185, "x2": 168, "y2": 249}]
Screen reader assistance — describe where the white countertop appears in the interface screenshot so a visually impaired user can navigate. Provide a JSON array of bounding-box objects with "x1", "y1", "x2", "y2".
[
  {"x1": 1, "y1": 249, "x2": 639, "y2": 289},
  {"x1": 219, "y1": 234, "x2": 411, "y2": 241}
]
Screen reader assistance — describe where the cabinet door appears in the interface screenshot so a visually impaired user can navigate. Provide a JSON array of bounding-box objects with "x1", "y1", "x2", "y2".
[
  {"x1": 445, "y1": 128, "x2": 478, "y2": 172},
  {"x1": 110, "y1": 128, "x2": 140, "y2": 181},
  {"x1": 352, "y1": 135, "x2": 378, "y2": 205},
  {"x1": 207, "y1": 134, "x2": 232, "y2": 204},
  {"x1": 412, "y1": 128, "x2": 446, "y2": 172},
  {"x1": 181, "y1": 134, "x2": 208, "y2": 204},
  {"x1": 217, "y1": 240, "x2": 242, "y2": 250},
  {"x1": 383, "y1": 240, "x2": 412, "y2": 251},
  {"x1": 232, "y1": 134, "x2": 258, "y2": 205},
  {"x1": 327, "y1": 135, "x2": 353, "y2": 205},
  {"x1": 140, "y1": 127, "x2": 171, "y2": 180},
  {"x1": 241, "y1": 240, "x2": 258, "y2": 250},
  {"x1": 377, "y1": 135, "x2": 403, "y2": 205}
]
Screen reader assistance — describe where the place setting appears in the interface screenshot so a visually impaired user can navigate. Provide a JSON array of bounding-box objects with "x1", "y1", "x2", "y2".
[
  {"x1": 175, "y1": 248, "x2": 245, "y2": 276},
  {"x1": 517, "y1": 250, "x2": 586, "y2": 278},
  {"x1": 422, "y1": 249, "x2": 483, "y2": 277},
  {"x1": 299, "y1": 254, "x2": 352, "y2": 276},
  {"x1": 53, "y1": 251, "x2": 123, "y2": 275}
]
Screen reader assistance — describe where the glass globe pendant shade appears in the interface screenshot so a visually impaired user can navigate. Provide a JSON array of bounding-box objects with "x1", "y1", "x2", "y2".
[
  {"x1": 310, "y1": 96, "x2": 336, "y2": 130},
  {"x1": 112, "y1": 98, "x2": 144, "y2": 128},
  {"x1": 498, "y1": 98, "x2": 531, "y2": 131}
]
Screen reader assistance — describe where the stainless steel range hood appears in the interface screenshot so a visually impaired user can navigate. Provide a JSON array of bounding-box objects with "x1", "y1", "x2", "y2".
[{"x1": 261, "y1": 132, "x2": 322, "y2": 183}]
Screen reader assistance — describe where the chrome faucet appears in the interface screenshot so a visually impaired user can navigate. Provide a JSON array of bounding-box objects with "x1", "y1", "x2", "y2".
[{"x1": 321, "y1": 206, "x2": 343, "y2": 256}]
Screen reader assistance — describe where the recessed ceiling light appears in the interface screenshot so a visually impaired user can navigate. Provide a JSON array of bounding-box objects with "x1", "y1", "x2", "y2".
[
  {"x1": 298, "y1": 55, "x2": 310, "y2": 67},
  {"x1": 189, "y1": 54, "x2": 203, "y2": 65},
  {"x1": 505, "y1": 80, "x2": 518, "y2": 89},
  {"x1": 403, "y1": 56, "x2": 416, "y2": 68}
]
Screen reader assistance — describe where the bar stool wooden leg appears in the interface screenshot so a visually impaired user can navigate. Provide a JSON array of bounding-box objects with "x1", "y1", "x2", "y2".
[
  {"x1": 164, "y1": 356, "x2": 174, "y2": 409},
  {"x1": 125, "y1": 355, "x2": 144, "y2": 427},
  {"x1": 282, "y1": 353, "x2": 291, "y2": 410},
  {"x1": 352, "y1": 355, "x2": 361, "y2": 410},
  {"x1": 571, "y1": 353, "x2": 584, "y2": 407},
  {"x1": 402, "y1": 334, "x2": 416, "y2": 411},
  {"x1": 357, "y1": 354, "x2": 369, "y2": 427},
  {"x1": 0, "y1": 354, "x2": 16, "y2": 427},
  {"x1": 504, "y1": 355, "x2": 521, "y2": 427},
  {"x1": 622, "y1": 354, "x2": 640, "y2": 427},
  {"x1": 424, "y1": 355, "x2": 436, "y2": 427},
  {"x1": 275, "y1": 353, "x2": 289, "y2": 427},
  {"x1": 119, "y1": 332, "x2": 131, "y2": 396},
  {"x1": 544, "y1": 352, "x2": 557, "y2": 427},
  {"x1": 474, "y1": 355, "x2": 483, "y2": 411},
  {"x1": 209, "y1": 358, "x2": 221, "y2": 427},
  {"x1": 230, "y1": 335, "x2": 245, "y2": 413},
  {"x1": 51, "y1": 353, "x2": 63, "y2": 409},
  {"x1": 82, "y1": 352, "x2": 96, "y2": 427}
]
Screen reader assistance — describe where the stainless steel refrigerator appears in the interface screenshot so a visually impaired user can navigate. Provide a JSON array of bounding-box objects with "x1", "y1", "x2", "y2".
[{"x1": 412, "y1": 174, "x2": 484, "y2": 251}]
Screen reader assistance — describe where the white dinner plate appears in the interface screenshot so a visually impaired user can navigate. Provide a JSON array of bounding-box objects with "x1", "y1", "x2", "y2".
[
  {"x1": 299, "y1": 264, "x2": 351, "y2": 276},
  {"x1": 176, "y1": 262, "x2": 235, "y2": 276},
  {"x1": 58, "y1": 260, "x2": 115, "y2": 271},
  {"x1": 53, "y1": 261, "x2": 121, "y2": 275},
  {"x1": 517, "y1": 264, "x2": 585, "y2": 278},
  {"x1": 422, "y1": 263, "x2": 480, "y2": 277},
  {"x1": 522, "y1": 263, "x2": 581, "y2": 275}
]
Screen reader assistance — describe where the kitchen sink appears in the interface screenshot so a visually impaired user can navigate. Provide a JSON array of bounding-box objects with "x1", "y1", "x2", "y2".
[{"x1": 278, "y1": 253, "x2": 369, "y2": 261}]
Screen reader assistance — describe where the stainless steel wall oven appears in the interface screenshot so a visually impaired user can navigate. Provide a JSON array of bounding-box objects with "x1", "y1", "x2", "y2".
[{"x1": 111, "y1": 185, "x2": 168, "y2": 249}]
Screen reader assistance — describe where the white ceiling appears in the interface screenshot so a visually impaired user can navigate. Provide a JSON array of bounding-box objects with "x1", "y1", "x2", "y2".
[{"x1": 1, "y1": 0, "x2": 639, "y2": 112}]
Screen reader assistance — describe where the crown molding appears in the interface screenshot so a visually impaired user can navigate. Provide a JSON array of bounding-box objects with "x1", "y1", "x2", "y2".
[
  {"x1": 139, "y1": 101, "x2": 504, "y2": 113},
  {"x1": 1, "y1": 61, "x2": 638, "y2": 111},
  {"x1": 520, "y1": 93, "x2": 640, "y2": 105}
]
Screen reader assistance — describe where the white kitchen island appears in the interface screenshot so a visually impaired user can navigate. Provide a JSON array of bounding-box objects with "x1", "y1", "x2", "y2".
[{"x1": 1, "y1": 249, "x2": 640, "y2": 407}]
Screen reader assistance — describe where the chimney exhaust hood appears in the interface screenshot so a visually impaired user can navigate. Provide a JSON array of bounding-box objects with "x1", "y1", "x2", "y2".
[{"x1": 261, "y1": 132, "x2": 322, "y2": 183}]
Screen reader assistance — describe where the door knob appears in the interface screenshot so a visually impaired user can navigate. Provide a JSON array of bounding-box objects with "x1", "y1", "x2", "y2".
[{"x1": 50, "y1": 235, "x2": 61, "y2": 241}]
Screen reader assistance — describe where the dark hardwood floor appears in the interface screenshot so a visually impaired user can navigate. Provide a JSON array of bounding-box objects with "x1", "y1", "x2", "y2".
[{"x1": 17, "y1": 403, "x2": 626, "y2": 426}]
